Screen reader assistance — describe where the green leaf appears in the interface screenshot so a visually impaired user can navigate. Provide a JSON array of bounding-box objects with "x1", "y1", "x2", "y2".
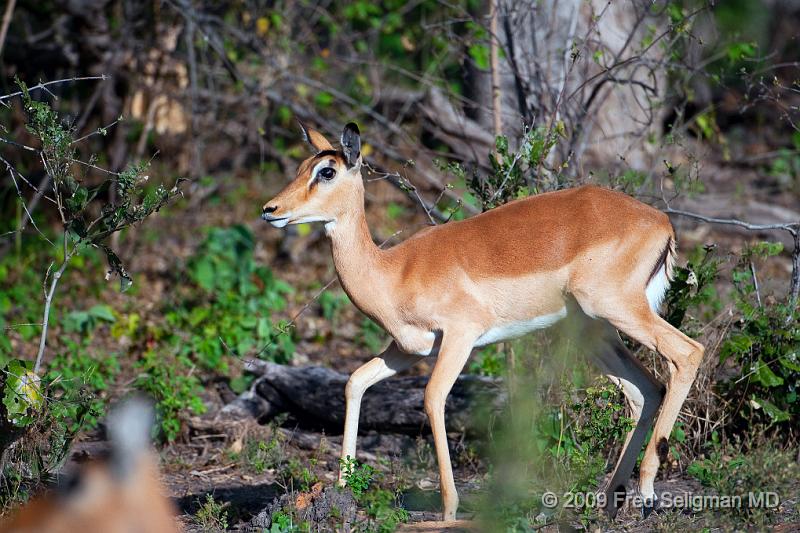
[
  {"x1": 193, "y1": 259, "x2": 216, "y2": 291},
  {"x1": 720, "y1": 334, "x2": 752, "y2": 363},
  {"x1": 257, "y1": 317, "x2": 271, "y2": 339},
  {"x1": 753, "y1": 397, "x2": 790, "y2": 423},
  {"x1": 753, "y1": 360, "x2": 784, "y2": 387},
  {"x1": 779, "y1": 352, "x2": 800, "y2": 372},
  {"x1": 89, "y1": 304, "x2": 116, "y2": 323},
  {"x1": 66, "y1": 186, "x2": 89, "y2": 213},
  {"x1": 314, "y1": 92, "x2": 333, "y2": 107},
  {"x1": 2, "y1": 360, "x2": 43, "y2": 427},
  {"x1": 468, "y1": 44, "x2": 490, "y2": 70}
]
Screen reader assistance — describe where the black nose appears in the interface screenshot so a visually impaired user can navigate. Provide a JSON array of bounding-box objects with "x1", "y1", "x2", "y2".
[{"x1": 262, "y1": 205, "x2": 277, "y2": 220}]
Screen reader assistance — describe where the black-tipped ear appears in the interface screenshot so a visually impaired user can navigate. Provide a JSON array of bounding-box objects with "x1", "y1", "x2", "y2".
[
  {"x1": 298, "y1": 120, "x2": 334, "y2": 152},
  {"x1": 341, "y1": 122, "x2": 361, "y2": 168},
  {"x1": 298, "y1": 120, "x2": 310, "y2": 143}
]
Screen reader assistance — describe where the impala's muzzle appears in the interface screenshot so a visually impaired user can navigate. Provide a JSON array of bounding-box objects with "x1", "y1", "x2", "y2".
[{"x1": 261, "y1": 205, "x2": 290, "y2": 227}]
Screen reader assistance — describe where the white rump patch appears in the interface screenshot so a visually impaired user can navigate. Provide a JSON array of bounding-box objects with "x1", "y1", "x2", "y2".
[
  {"x1": 645, "y1": 266, "x2": 671, "y2": 312},
  {"x1": 475, "y1": 308, "x2": 567, "y2": 347}
]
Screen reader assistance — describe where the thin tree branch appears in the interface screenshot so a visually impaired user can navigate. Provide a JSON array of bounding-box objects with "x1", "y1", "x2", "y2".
[
  {"x1": 0, "y1": 76, "x2": 109, "y2": 102},
  {"x1": 662, "y1": 205, "x2": 800, "y2": 309},
  {"x1": 489, "y1": 0, "x2": 502, "y2": 163},
  {"x1": 0, "y1": 0, "x2": 16, "y2": 58},
  {"x1": 34, "y1": 238, "x2": 75, "y2": 373},
  {"x1": 662, "y1": 207, "x2": 799, "y2": 234}
]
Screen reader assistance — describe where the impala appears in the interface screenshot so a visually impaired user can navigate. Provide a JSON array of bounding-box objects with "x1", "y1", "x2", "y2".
[
  {"x1": 0, "y1": 399, "x2": 179, "y2": 533},
  {"x1": 261, "y1": 122, "x2": 704, "y2": 520}
]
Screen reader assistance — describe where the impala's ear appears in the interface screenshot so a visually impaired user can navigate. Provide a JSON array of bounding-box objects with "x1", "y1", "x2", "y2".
[
  {"x1": 298, "y1": 120, "x2": 334, "y2": 152},
  {"x1": 340, "y1": 122, "x2": 361, "y2": 169}
]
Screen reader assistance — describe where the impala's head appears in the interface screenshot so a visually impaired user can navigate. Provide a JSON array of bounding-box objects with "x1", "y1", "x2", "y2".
[{"x1": 262, "y1": 122, "x2": 362, "y2": 230}]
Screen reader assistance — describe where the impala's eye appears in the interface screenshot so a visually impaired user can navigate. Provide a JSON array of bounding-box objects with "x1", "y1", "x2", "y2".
[{"x1": 318, "y1": 167, "x2": 336, "y2": 180}]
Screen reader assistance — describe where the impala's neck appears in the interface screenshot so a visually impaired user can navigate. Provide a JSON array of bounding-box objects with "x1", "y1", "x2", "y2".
[{"x1": 326, "y1": 196, "x2": 388, "y2": 314}]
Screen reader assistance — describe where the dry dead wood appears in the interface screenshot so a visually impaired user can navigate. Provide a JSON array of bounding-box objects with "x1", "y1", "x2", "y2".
[{"x1": 223, "y1": 361, "x2": 506, "y2": 435}]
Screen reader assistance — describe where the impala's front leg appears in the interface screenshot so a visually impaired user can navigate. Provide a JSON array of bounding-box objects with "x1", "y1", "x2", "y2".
[
  {"x1": 424, "y1": 330, "x2": 478, "y2": 521},
  {"x1": 338, "y1": 342, "x2": 422, "y2": 486}
]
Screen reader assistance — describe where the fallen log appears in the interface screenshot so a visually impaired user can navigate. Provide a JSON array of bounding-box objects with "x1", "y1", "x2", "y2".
[{"x1": 223, "y1": 361, "x2": 506, "y2": 435}]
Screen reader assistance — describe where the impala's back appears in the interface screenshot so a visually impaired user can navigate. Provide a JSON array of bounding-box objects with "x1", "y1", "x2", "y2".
[
  {"x1": 0, "y1": 399, "x2": 180, "y2": 533},
  {"x1": 384, "y1": 185, "x2": 675, "y2": 332}
]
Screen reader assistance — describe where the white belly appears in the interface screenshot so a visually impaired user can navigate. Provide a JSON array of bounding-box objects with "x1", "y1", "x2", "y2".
[{"x1": 474, "y1": 307, "x2": 567, "y2": 347}]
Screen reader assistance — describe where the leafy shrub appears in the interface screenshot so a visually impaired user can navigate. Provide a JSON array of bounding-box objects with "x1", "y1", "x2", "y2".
[
  {"x1": 133, "y1": 350, "x2": 205, "y2": 441},
  {"x1": 172, "y1": 224, "x2": 295, "y2": 371},
  {"x1": 1, "y1": 78, "x2": 180, "y2": 502},
  {"x1": 441, "y1": 128, "x2": 562, "y2": 216},
  {"x1": 719, "y1": 242, "x2": 799, "y2": 427},
  {"x1": 663, "y1": 244, "x2": 722, "y2": 330},
  {"x1": 46, "y1": 342, "x2": 121, "y2": 431},
  {"x1": 339, "y1": 456, "x2": 374, "y2": 497},
  {"x1": 537, "y1": 381, "x2": 634, "y2": 494},
  {"x1": 688, "y1": 433, "x2": 798, "y2": 526},
  {"x1": 340, "y1": 456, "x2": 407, "y2": 532},
  {"x1": 194, "y1": 494, "x2": 229, "y2": 532}
]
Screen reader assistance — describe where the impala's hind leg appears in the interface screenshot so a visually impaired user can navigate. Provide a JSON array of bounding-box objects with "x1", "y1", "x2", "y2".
[
  {"x1": 591, "y1": 299, "x2": 704, "y2": 515},
  {"x1": 591, "y1": 323, "x2": 664, "y2": 518}
]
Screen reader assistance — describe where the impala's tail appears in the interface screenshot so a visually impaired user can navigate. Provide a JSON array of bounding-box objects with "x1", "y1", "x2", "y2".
[{"x1": 645, "y1": 235, "x2": 676, "y2": 312}]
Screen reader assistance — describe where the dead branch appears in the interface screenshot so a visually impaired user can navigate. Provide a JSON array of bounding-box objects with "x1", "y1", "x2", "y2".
[
  {"x1": 489, "y1": 0, "x2": 502, "y2": 163},
  {"x1": 663, "y1": 204, "x2": 800, "y2": 308},
  {"x1": 225, "y1": 361, "x2": 506, "y2": 435},
  {"x1": 0, "y1": 76, "x2": 108, "y2": 103},
  {"x1": 0, "y1": 0, "x2": 16, "y2": 59}
]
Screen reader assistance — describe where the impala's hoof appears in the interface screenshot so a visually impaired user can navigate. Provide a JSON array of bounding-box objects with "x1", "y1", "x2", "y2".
[{"x1": 641, "y1": 495, "x2": 660, "y2": 519}]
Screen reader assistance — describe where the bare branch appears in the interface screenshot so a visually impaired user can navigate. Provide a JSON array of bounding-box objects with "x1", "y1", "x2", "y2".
[
  {"x1": 663, "y1": 205, "x2": 800, "y2": 309},
  {"x1": 662, "y1": 207, "x2": 799, "y2": 235},
  {"x1": 0, "y1": 0, "x2": 16, "y2": 58},
  {"x1": 489, "y1": 0, "x2": 502, "y2": 163},
  {"x1": 1, "y1": 156, "x2": 54, "y2": 247},
  {"x1": 0, "y1": 76, "x2": 109, "y2": 103}
]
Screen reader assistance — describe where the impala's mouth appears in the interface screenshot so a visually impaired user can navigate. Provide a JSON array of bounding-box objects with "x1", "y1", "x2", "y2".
[
  {"x1": 261, "y1": 212, "x2": 290, "y2": 228},
  {"x1": 268, "y1": 218, "x2": 289, "y2": 228}
]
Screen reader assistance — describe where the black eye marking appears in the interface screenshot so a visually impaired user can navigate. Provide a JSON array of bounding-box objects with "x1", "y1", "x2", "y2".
[{"x1": 318, "y1": 166, "x2": 336, "y2": 180}]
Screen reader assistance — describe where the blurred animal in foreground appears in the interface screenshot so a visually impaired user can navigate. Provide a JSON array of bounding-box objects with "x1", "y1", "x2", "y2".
[{"x1": 0, "y1": 398, "x2": 180, "y2": 533}]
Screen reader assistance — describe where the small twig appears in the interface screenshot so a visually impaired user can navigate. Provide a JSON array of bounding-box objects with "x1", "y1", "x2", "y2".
[
  {"x1": 0, "y1": 136, "x2": 37, "y2": 152},
  {"x1": 71, "y1": 115, "x2": 123, "y2": 145},
  {"x1": 3, "y1": 323, "x2": 44, "y2": 330},
  {"x1": 364, "y1": 162, "x2": 445, "y2": 224},
  {"x1": 3, "y1": 156, "x2": 54, "y2": 246},
  {"x1": 749, "y1": 261, "x2": 762, "y2": 308},
  {"x1": 536, "y1": 0, "x2": 612, "y2": 181},
  {"x1": 0, "y1": 75, "x2": 108, "y2": 102}
]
